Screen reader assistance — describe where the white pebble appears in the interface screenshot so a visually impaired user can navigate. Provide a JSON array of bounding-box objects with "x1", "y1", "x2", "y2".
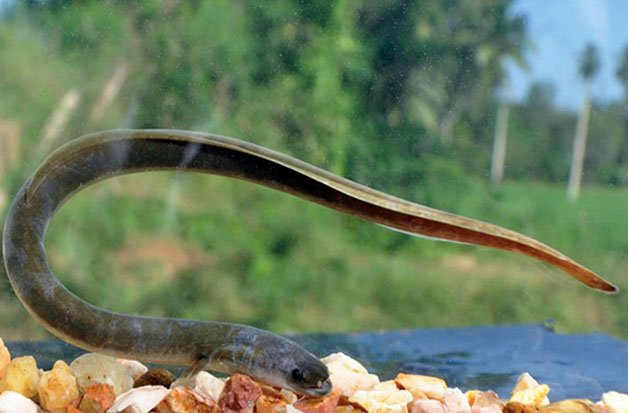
[
  {"x1": 106, "y1": 385, "x2": 169, "y2": 413},
  {"x1": 170, "y1": 370, "x2": 225, "y2": 402},
  {"x1": 116, "y1": 358, "x2": 149, "y2": 381},
  {"x1": 321, "y1": 352, "x2": 369, "y2": 374},
  {"x1": 409, "y1": 399, "x2": 448, "y2": 413},
  {"x1": 0, "y1": 390, "x2": 41, "y2": 413},
  {"x1": 443, "y1": 387, "x2": 471, "y2": 413},
  {"x1": 349, "y1": 388, "x2": 413, "y2": 412},
  {"x1": 602, "y1": 391, "x2": 628, "y2": 413},
  {"x1": 286, "y1": 405, "x2": 304, "y2": 413}
]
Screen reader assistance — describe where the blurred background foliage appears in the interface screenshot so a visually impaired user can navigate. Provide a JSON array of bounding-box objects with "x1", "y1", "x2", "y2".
[{"x1": 1, "y1": 0, "x2": 628, "y2": 341}]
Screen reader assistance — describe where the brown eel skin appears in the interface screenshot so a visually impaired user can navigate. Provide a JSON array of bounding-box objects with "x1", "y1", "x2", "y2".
[{"x1": 2, "y1": 129, "x2": 617, "y2": 396}]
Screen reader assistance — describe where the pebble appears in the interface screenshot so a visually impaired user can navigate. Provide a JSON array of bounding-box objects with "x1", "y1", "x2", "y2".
[
  {"x1": 325, "y1": 370, "x2": 380, "y2": 398},
  {"x1": 170, "y1": 371, "x2": 225, "y2": 402},
  {"x1": 79, "y1": 383, "x2": 117, "y2": 413},
  {"x1": 66, "y1": 398, "x2": 82, "y2": 413},
  {"x1": 272, "y1": 386, "x2": 298, "y2": 405},
  {"x1": 320, "y1": 353, "x2": 369, "y2": 375},
  {"x1": 503, "y1": 402, "x2": 539, "y2": 413},
  {"x1": 473, "y1": 405, "x2": 503, "y2": 413},
  {"x1": 70, "y1": 353, "x2": 134, "y2": 396},
  {"x1": 395, "y1": 373, "x2": 447, "y2": 401},
  {"x1": 116, "y1": 359, "x2": 149, "y2": 382},
  {"x1": 443, "y1": 387, "x2": 471, "y2": 412},
  {"x1": 503, "y1": 399, "x2": 597, "y2": 413},
  {"x1": 255, "y1": 389, "x2": 290, "y2": 413},
  {"x1": 106, "y1": 385, "x2": 169, "y2": 413},
  {"x1": 156, "y1": 386, "x2": 218, "y2": 413},
  {"x1": 348, "y1": 387, "x2": 413, "y2": 412},
  {"x1": 255, "y1": 385, "x2": 300, "y2": 413},
  {"x1": 371, "y1": 380, "x2": 400, "y2": 392},
  {"x1": 0, "y1": 355, "x2": 40, "y2": 398},
  {"x1": 409, "y1": 399, "x2": 449, "y2": 413},
  {"x1": 542, "y1": 399, "x2": 596, "y2": 412},
  {"x1": 134, "y1": 368, "x2": 176, "y2": 388},
  {"x1": 0, "y1": 339, "x2": 626, "y2": 413},
  {"x1": 321, "y1": 354, "x2": 379, "y2": 397},
  {"x1": 38, "y1": 360, "x2": 79, "y2": 413},
  {"x1": 334, "y1": 406, "x2": 362, "y2": 412},
  {"x1": 218, "y1": 373, "x2": 262, "y2": 413},
  {"x1": 0, "y1": 337, "x2": 10, "y2": 379},
  {"x1": 602, "y1": 391, "x2": 628, "y2": 413},
  {"x1": 469, "y1": 390, "x2": 502, "y2": 413},
  {"x1": 509, "y1": 384, "x2": 550, "y2": 406},
  {"x1": 0, "y1": 390, "x2": 42, "y2": 413},
  {"x1": 510, "y1": 373, "x2": 550, "y2": 406},
  {"x1": 293, "y1": 389, "x2": 342, "y2": 413},
  {"x1": 511, "y1": 373, "x2": 538, "y2": 393}
]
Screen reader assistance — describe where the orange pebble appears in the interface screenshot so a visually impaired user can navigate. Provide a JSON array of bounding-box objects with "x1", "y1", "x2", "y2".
[
  {"x1": 218, "y1": 373, "x2": 262, "y2": 413},
  {"x1": 67, "y1": 405, "x2": 85, "y2": 413},
  {"x1": 156, "y1": 386, "x2": 218, "y2": 413},
  {"x1": 67, "y1": 397, "x2": 84, "y2": 413},
  {"x1": 79, "y1": 383, "x2": 116, "y2": 413},
  {"x1": 255, "y1": 391, "x2": 289, "y2": 413},
  {"x1": 293, "y1": 389, "x2": 342, "y2": 413},
  {"x1": 0, "y1": 337, "x2": 10, "y2": 379},
  {"x1": 394, "y1": 373, "x2": 447, "y2": 401}
]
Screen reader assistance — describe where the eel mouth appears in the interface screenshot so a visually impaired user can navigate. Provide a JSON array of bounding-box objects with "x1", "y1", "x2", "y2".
[{"x1": 299, "y1": 377, "x2": 333, "y2": 397}]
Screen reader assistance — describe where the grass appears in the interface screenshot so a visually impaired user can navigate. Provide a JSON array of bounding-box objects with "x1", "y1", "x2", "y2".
[{"x1": 2, "y1": 172, "x2": 627, "y2": 341}]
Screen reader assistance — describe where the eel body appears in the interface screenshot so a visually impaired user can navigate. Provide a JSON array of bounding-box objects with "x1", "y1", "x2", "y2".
[{"x1": 2, "y1": 129, "x2": 617, "y2": 396}]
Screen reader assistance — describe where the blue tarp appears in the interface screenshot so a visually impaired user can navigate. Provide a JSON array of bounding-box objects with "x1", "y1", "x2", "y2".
[{"x1": 8, "y1": 324, "x2": 628, "y2": 401}]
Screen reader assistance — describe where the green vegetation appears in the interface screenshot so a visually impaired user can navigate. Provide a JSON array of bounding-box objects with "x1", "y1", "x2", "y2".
[
  {"x1": 2, "y1": 175, "x2": 627, "y2": 341},
  {"x1": 1, "y1": 1, "x2": 628, "y2": 341}
]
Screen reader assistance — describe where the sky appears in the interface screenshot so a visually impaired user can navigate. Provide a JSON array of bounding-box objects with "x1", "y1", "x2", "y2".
[
  {"x1": 507, "y1": 0, "x2": 628, "y2": 110},
  {"x1": 1, "y1": 0, "x2": 627, "y2": 110}
]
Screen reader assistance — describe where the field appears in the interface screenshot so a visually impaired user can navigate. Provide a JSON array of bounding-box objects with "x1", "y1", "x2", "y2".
[{"x1": 2, "y1": 173, "x2": 627, "y2": 341}]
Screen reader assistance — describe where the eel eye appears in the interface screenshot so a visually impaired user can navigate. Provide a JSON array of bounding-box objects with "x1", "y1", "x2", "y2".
[{"x1": 291, "y1": 368, "x2": 305, "y2": 382}]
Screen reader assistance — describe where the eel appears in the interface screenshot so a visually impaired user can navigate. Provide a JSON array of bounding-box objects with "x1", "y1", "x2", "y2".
[{"x1": 2, "y1": 129, "x2": 617, "y2": 397}]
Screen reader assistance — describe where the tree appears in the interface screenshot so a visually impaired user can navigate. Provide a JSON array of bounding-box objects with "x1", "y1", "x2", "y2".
[
  {"x1": 614, "y1": 45, "x2": 628, "y2": 184},
  {"x1": 506, "y1": 82, "x2": 569, "y2": 182},
  {"x1": 616, "y1": 46, "x2": 628, "y2": 95},
  {"x1": 567, "y1": 43, "x2": 600, "y2": 201},
  {"x1": 350, "y1": 0, "x2": 528, "y2": 194}
]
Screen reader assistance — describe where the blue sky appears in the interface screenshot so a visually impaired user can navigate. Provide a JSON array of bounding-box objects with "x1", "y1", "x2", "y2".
[{"x1": 507, "y1": 0, "x2": 628, "y2": 109}]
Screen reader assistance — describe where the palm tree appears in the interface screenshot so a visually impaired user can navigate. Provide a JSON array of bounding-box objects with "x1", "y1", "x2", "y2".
[
  {"x1": 616, "y1": 46, "x2": 628, "y2": 94},
  {"x1": 614, "y1": 46, "x2": 628, "y2": 184},
  {"x1": 567, "y1": 43, "x2": 600, "y2": 201},
  {"x1": 439, "y1": 2, "x2": 527, "y2": 144}
]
